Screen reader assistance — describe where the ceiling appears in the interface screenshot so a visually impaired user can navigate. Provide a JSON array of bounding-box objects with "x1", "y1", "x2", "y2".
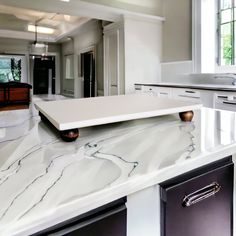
[
  {"x1": 0, "y1": 0, "x2": 161, "y2": 43},
  {"x1": 0, "y1": 0, "x2": 126, "y2": 43},
  {"x1": 0, "y1": 4, "x2": 92, "y2": 42}
]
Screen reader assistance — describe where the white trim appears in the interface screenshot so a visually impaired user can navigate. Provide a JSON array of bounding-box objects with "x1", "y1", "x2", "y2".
[
  {"x1": 123, "y1": 14, "x2": 164, "y2": 25},
  {"x1": 192, "y1": 0, "x2": 202, "y2": 73},
  {"x1": 103, "y1": 22, "x2": 124, "y2": 96},
  {"x1": 117, "y1": 28, "x2": 120, "y2": 95},
  {"x1": 161, "y1": 60, "x2": 193, "y2": 65},
  {"x1": 103, "y1": 33, "x2": 109, "y2": 96},
  {"x1": 103, "y1": 21, "x2": 124, "y2": 33},
  {"x1": 78, "y1": 1, "x2": 165, "y2": 23}
]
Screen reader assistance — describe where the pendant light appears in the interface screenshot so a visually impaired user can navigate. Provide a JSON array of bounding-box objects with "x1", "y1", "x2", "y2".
[{"x1": 31, "y1": 22, "x2": 48, "y2": 54}]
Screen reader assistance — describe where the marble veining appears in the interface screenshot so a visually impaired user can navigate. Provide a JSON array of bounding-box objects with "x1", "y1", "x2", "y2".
[{"x1": 1, "y1": 105, "x2": 236, "y2": 235}]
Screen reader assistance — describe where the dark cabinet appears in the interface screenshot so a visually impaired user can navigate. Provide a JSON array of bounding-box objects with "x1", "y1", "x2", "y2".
[
  {"x1": 160, "y1": 157, "x2": 234, "y2": 236},
  {"x1": 0, "y1": 82, "x2": 31, "y2": 108},
  {"x1": 34, "y1": 198, "x2": 127, "y2": 236}
]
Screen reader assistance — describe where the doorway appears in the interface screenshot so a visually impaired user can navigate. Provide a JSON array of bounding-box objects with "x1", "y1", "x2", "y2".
[
  {"x1": 31, "y1": 56, "x2": 56, "y2": 95},
  {"x1": 81, "y1": 51, "x2": 95, "y2": 98}
]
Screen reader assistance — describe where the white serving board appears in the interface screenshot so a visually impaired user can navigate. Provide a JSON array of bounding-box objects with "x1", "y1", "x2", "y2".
[{"x1": 34, "y1": 94, "x2": 202, "y2": 131}]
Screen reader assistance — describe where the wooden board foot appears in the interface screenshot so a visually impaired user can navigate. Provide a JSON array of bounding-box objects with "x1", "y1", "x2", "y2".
[
  {"x1": 179, "y1": 110, "x2": 194, "y2": 122},
  {"x1": 60, "y1": 129, "x2": 79, "y2": 142}
]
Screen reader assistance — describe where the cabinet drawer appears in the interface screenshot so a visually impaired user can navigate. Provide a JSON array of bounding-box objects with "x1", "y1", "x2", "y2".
[
  {"x1": 172, "y1": 88, "x2": 200, "y2": 101},
  {"x1": 156, "y1": 87, "x2": 172, "y2": 98},
  {"x1": 141, "y1": 86, "x2": 159, "y2": 96},
  {"x1": 35, "y1": 198, "x2": 127, "y2": 236},
  {"x1": 160, "y1": 157, "x2": 233, "y2": 236}
]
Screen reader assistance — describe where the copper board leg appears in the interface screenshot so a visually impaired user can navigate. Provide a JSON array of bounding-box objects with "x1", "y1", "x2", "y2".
[
  {"x1": 60, "y1": 129, "x2": 79, "y2": 142},
  {"x1": 179, "y1": 111, "x2": 194, "y2": 122}
]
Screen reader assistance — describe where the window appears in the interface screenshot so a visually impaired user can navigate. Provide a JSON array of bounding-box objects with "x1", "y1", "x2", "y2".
[
  {"x1": 0, "y1": 56, "x2": 22, "y2": 82},
  {"x1": 218, "y1": 0, "x2": 236, "y2": 65},
  {"x1": 65, "y1": 54, "x2": 74, "y2": 80}
]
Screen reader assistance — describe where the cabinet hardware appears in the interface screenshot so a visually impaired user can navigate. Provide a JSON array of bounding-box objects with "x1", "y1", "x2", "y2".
[
  {"x1": 223, "y1": 101, "x2": 236, "y2": 105},
  {"x1": 185, "y1": 90, "x2": 195, "y2": 94},
  {"x1": 160, "y1": 92, "x2": 168, "y2": 95},
  {"x1": 111, "y1": 85, "x2": 118, "y2": 87},
  {"x1": 178, "y1": 95, "x2": 200, "y2": 99},
  {"x1": 217, "y1": 95, "x2": 228, "y2": 99},
  {"x1": 182, "y1": 182, "x2": 221, "y2": 207}
]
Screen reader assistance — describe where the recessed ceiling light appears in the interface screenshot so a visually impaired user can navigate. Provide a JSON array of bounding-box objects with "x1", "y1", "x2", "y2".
[
  {"x1": 60, "y1": 0, "x2": 70, "y2": 2},
  {"x1": 28, "y1": 25, "x2": 55, "y2": 34}
]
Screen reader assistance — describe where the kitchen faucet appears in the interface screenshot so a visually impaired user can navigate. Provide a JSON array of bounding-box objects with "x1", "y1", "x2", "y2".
[{"x1": 214, "y1": 74, "x2": 236, "y2": 85}]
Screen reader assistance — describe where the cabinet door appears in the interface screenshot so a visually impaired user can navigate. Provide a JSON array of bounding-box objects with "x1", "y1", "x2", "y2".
[
  {"x1": 49, "y1": 206, "x2": 126, "y2": 236},
  {"x1": 160, "y1": 159, "x2": 233, "y2": 236},
  {"x1": 156, "y1": 87, "x2": 172, "y2": 98},
  {"x1": 141, "y1": 86, "x2": 172, "y2": 98},
  {"x1": 104, "y1": 24, "x2": 124, "y2": 96},
  {"x1": 35, "y1": 199, "x2": 127, "y2": 236},
  {"x1": 141, "y1": 86, "x2": 159, "y2": 96},
  {"x1": 172, "y1": 88, "x2": 201, "y2": 102},
  {"x1": 214, "y1": 92, "x2": 236, "y2": 111}
]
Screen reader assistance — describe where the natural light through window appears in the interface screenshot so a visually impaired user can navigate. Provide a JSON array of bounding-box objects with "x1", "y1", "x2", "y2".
[{"x1": 219, "y1": 0, "x2": 236, "y2": 65}]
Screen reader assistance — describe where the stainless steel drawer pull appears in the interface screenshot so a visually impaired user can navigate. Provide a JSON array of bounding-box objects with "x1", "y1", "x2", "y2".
[
  {"x1": 182, "y1": 182, "x2": 221, "y2": 207},
  {"x1": 217, "y1": 95, "x2": 228, "y2": 99},
  {"x1": 111, "y1": 84, "x2": 118, "y2": 87},
  {"x1": 185, "y1": 90, "x2": 195, "y2": 94},
  {"x1": 223, "y1": 101, "x2": 236, "y2": 105},
  {"x1": 160, "y1": 92, "x2": 168, "y2": 95},
  {"x1": 178, "y1": 95, "x2": 200, "y2": 99}
]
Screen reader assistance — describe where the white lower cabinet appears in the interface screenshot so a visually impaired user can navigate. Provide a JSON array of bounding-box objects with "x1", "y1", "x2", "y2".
[
  {"x1": 157, "y1": 87, "x2": 172, "y2": 98},
  {"x1": 140, "y1": 86, "x2": 171, "y2": 98},
  {"x1": 214, "y1": 92, "x2": 236, "y2": 111},
  {"x1": 138, "y1": 85, "x2": 236, "y2": 111},
  {"x1": 172, "y1": 88, "x2": 201, "y2": 102}
]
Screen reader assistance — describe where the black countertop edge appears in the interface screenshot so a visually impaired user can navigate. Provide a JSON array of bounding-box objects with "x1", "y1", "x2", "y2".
[{"x1": 135, "y1": 83, "x2": 236, "y2": 92}]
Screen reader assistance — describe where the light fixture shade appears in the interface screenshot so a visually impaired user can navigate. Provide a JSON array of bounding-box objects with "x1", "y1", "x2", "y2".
[
  {"x1": 30, "y1": 42, "x2": 48, "y2": 55},
  {"x1": 30, "y1": 22, "x2": 49, "y2": 55}
]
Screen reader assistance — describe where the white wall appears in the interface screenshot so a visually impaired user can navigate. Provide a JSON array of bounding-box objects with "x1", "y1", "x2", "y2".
[
  {"x1": 61, "y1": 40, "x2": 75, "y2": 96},
  {"x1": 162, "y1": 0, "x2": 192, "y2": 63},
  {"x1": 161, "y1": 0, "x2": 194, "y2": 82},
  {"x1": 161, "y1": 61, "x2": 193, "y2": 82},
  {"x1": 124, "y1": 16, "x2": 162, "y2": 94}
]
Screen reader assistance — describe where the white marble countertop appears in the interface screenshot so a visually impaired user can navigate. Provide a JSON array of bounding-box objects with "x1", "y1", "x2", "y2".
[
  {"x1": 135, "y1": 82, "x2": 236, "y2": 91},
  {"x1": 1, "y1": 105, "x2": 236, "y2": 235}
]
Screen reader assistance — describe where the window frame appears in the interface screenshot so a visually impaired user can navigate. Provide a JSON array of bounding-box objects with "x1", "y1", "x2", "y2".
[{"x1": 218, "y1": 0, "x2": 236, "y2": 66}]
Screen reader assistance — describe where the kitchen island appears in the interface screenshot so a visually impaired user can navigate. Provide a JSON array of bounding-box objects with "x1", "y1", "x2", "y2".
[{"x1": 0, "y1": 104, "x2": 236, "y2": 235}]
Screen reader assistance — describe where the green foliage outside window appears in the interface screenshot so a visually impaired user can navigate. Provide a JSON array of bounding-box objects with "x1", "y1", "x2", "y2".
[
  {"x1": 0, "y1": 58, "x2": 21, "y2": 82},
  {"x1": 10, "y1": 58, "x2": 21, "y2": 82},
  {"x1": 222, "y1": 35, "x2": 233, "y2": 65}
]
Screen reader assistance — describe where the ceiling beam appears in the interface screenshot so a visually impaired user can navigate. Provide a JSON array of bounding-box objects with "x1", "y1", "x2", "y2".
[{"x1": 0, "y1": 29, "x2": 56, "y2": 42}]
